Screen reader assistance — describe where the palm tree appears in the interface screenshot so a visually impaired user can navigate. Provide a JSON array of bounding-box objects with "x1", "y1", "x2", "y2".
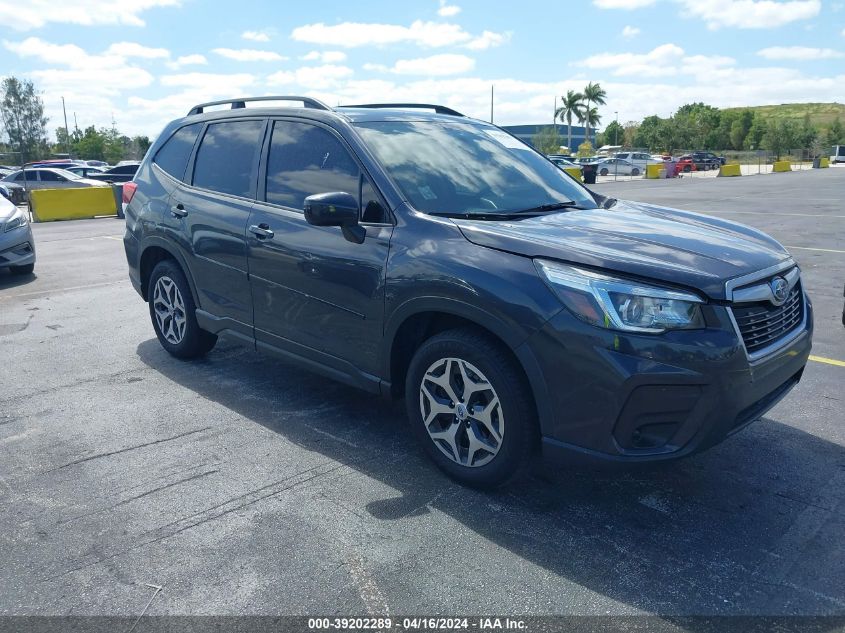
[
  {"x1": 584, "y1": 107, "x2": 602, "y2": 144},
  {"x1": 555, "y1": 90, "x2": 584, "y2": 152},
  {"x1": 582, "y1": 82, "x2": 607, "y2": 146}
]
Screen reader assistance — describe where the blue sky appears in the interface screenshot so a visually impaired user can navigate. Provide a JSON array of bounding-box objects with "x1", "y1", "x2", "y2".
[{"x1": 2, "y1": 0, "x2": 844, "y2": 138}]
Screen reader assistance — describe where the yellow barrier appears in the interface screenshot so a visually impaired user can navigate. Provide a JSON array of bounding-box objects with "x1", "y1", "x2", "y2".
[
  {"x1": 563, "y1": 167, "x2": 582, "y2": 181},
  {"x1": 772, "y1": 161, "x2": 792, "y2": 173},
  {"x1": 820, "y1": 157, "x2": 830, "y2": 168},
  {"x1": 30, "y1": 187, "x2": 117, "y2": 222},
  {"x1": 645, "y1": 164, "x2": 663, "y2": 179},
  {"x1": 718, "y1": 164, "x2": 742, "y2": 177}
]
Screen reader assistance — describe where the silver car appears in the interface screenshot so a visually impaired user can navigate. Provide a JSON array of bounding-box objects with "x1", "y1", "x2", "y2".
[
  {"x1": 594, "y1": 157, "x2": 640, "y2": 176},
  {"x1": 2, "y1": 167, "x2": 109, "y2": 191},
  {"x1": 0, "y1": 195, "x2": 35, "y2": 275}
]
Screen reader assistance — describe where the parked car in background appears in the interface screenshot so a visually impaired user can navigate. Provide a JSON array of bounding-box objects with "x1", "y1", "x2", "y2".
[
  {"x1": 592, "y1": 157, "x2": 641, "y2": 176},
  {"x1": 0, "y1": 192, "x2": 35, "y2": 275},
  {"x1": 613, "y1": 151, "x2": 662, "y2": 170},
  {"x1": 88, "y1": 163, "x2": 140, "y2": 184},
  {"x1": 0, "y1": 181, "x2": 27, "y2": 205},
  {"x1": 831, "y1": 145, "x2": 845, "y2": 164},
  {"x1": 690, "y1": 152, "x2": 722, "y2": 170},
  {"x1": 84, "y1": 160, "x2": 109, "y2": 167},
  {"x1": 676, "y1": 156, "x2": 698, "y2": 172},
  {"x1": 2, "y1": 168, "x2": 110, "y2": 190},
  {"x1": 65, "y1": 165, "x2": 108, "y2": 178}
]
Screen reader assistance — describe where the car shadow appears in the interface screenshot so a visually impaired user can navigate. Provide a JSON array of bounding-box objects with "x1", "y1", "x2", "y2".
[
  {"x1": 0, "y1": 267, "x2": 36, "y2": 289},
  {"x1": 136, "y1": 337, "x2": 845, "y2": 620}
]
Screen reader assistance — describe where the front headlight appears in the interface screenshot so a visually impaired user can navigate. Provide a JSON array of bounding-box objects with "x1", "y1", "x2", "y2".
[
  {"x1": 3, "y1": 208, "x2": 28, "y2": 232},
  {"x1": 535, "y1": 259, "x2": 705, "y2": 333}
]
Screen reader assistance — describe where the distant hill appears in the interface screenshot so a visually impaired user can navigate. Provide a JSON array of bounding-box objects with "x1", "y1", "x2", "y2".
[{"x1": 722, "y1": 102, "x2": 845, "y2": 127}]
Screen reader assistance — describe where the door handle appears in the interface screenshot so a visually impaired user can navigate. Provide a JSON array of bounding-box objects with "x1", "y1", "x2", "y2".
[
  {"x1": 249, "y1": 223, "x2": 274, "y2": 239},
  {"x1": 171, "y1": 203, "x2": 188, "y2": 218}
]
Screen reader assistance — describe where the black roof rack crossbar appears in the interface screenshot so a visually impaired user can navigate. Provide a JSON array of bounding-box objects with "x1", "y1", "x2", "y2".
[
  {"x1": 187, "y1": 96, "x2": 332, "y2": 116},
  {"x1": 340, "y1": 103, "x2": 465, "y2": 117}
]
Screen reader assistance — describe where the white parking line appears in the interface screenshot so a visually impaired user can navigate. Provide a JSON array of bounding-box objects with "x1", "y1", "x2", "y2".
[{"x1": 0, "y1": 280, "x2": 126, "y2": 300}]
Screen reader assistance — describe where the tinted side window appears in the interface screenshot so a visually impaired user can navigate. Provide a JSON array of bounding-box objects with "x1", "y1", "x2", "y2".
[
  {"x1": 13, "y1": 171, "x2": 29, "y2": 182},
  {"x1": 193, "y1": 120, "x2": 264, "y2": 197},
  {"x1": 265, "y1": 121, "x2": 359, "y2": 210},
  {"x1": 113, "y1": 165, "x2": 138, "y2": 174},
  {"x1": 154, "y1": 123, "x2": 201, "y2": 181},
  {"x1": 39, "y1": 170, "x2": 63, "y2": 182}
]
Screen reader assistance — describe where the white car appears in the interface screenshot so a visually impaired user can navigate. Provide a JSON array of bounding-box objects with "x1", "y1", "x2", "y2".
[
  {"x1": 613, "y1": 151, "x2": 663, "y2": 169},
  {"x1": 594, "y1": 157, "x2": 641, "y2": 176},
  {"x1": 2, "y1": 168, "x2": 110, "y2": 191}
]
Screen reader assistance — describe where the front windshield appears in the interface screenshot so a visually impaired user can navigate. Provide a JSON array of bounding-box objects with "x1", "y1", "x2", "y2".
[{"x1": 355, "y1": 120, "x2": 596, "y2": 214}]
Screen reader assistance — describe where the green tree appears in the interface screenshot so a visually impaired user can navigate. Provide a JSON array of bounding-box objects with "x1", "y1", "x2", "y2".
[
  {"x1": 729, "y1": 120, "x2": 746, "y2": 150},
  {"x1": 554, "y1": 90, "x2": 584, "y2": 153},
  {"x1": 531, "y1": 126, "x2": 564, "y2": 155},
  {"x1": 602, "y1": 120, "x2": 624, "y2": 147},
  {"x1": 75, "y1": 126, "x2": 106, "y2": 160},
  {"x1": 797, "y1": 113, "x2": 817, "y2": 152},
  {"x1": 582, "y1": 82, "x2": 607, "y2": 144},
  {"x1": 745, "y1": 117, "x2": 767, "y2": 150},
  {"x1": 132, "y1": 135, "x2": 151, "y2": 158},
  {"x1": 763, "y1": 120, "x2": 797, "y2": 159},
  {"x1": 824, "y1": 117, "x2": 843, "y2": 145},
  {"x1": 0, "y1": 77, "x2": 49, "y2": 162},
  {"x1": 633, "y1": 115, "x2": 663, "y2": 150}
]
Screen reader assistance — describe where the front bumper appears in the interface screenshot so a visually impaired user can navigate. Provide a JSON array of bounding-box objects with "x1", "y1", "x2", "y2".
[
  {"x1": 523, "y1": 294, "x2": 813, "y2": 466},
  {"x1": 0, "y1": 228, "x2": 36, "y2": 269}
]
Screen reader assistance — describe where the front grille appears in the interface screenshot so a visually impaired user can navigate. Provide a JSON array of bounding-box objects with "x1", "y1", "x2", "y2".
[{"x1": 732, "y1": 282, "x2": 804, "y2": 355}]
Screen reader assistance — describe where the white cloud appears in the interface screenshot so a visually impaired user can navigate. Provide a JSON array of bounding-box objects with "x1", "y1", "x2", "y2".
[
  {"x1": 302, "y1": 50, "x2": 348, "y2": 63},
  {"x1": 161, "y1": 72, "x2": 256, "y2": 89},
  {"x1": 682, "y1": 0, "x2": 820, "y2": 29},
  {"x1": 0, "y1": 0, "x2": 180, "y2": 30},
  {"x1": 758, "y1": 46, "x2": 844, "y2": 60},
  {"x1": 622, "y1": 25, "x2": 641, "y2": 38},
  {"x1": 575, "y1": 43, "x2": 685, "y2": 77},
  {"x1": 267, "y1": 65, "x2": 354, "y2": 90},
  {"x1": 465, "y1": 30, "x2": 511, "y2": 50},
  {"x1": 166, "y1": 54, "x2": 207, "y2": 70},
  {"x1": 291, "y1": 20, "x2": 505, "y2": 49},
  {"x1": 365, "y1": 54, "x2": 476, "y2": 76},
  {"x1": 105, "y1": 41, "x2": 169, "y2": 59},
  {"x1": 593, "y1": 0, "x2": 656, "y2": 7},
  {"x1": 212, "y1": 48, "x2": 287, "y2": 62},
  {"x1": 438, "y1": 1, "x2": 461, "y2": 17},
  {"x1": 242, "y1": 30, "x2": 270, "y2": 42}
]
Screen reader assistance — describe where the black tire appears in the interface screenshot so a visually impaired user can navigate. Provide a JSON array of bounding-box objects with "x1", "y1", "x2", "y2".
[
  {"x1": 683, "y1": 165, "x2": 692, "y2": 172},
  {"x1": 9, "y1": 263, "x2": 34, "y2": 275},
  {"x1": 148, "y1": 259, "x2": 217, "y2": 359},
  {"x1": 600, "y1": 168, "x2": 609, "y2": 176},
  {"x1": 405, "y1": 327, "x2": 538, "y2": 488},
  {"x1": 631, "y1": 167, "x2": 640, "y2": 176}
]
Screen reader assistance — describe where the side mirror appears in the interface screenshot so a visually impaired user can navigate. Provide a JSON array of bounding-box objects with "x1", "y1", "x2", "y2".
[{"x1": 304, "y1": 192, "x2": 364, "y2": 244}]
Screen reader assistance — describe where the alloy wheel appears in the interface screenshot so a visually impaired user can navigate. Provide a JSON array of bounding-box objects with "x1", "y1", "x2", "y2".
[
  {"x1": 153, "y1": 276, "x2": 187, "y2": 345},
  {"x1": 418, "y1": 357, "x2": 504, "y2": 468}
]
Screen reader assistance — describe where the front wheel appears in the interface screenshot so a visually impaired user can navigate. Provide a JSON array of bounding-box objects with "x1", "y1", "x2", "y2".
[
  {"x1": 405, "y1": 328, "x2": 537, "y2": 488},
  {"x1": 599, "y1": 168, "x2": 609, "y2": 176},
  {"x1": 148, "y1": 260, "x2": 217, "y2": 359},
  {"x1": 683, "y1": 165, "x2": 692, "y2": 172}
]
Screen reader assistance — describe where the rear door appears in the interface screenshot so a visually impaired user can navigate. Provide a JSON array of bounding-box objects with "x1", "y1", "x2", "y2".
[
  {"x1": 246, "y1": 118, "x2": 392, "y2": 377},
  {"x1": 165, "y1": 117, "x2": 266, "y2": 333}
]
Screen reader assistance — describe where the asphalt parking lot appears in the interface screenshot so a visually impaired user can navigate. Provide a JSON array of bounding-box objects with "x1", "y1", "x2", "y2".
[{"x1": 1, "y1": 168, "x2": 843, "y2": 620}]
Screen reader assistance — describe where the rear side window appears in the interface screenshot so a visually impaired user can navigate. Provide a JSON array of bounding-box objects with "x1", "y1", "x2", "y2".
[
  {"x1": 265, "y1": 121, "x2": 359, "y2": 210},
  {"x1": 193, "y1": 120, "x2": 264, "y2": 198},
  {"x1": 154, "y1": 123, "x2": 201, "y2": 181},
  {"x1": 39, "y1": 170, "x2": 63, "y2": 182}
]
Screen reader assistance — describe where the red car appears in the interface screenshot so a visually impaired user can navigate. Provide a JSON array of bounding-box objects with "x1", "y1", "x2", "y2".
[{"x1": 676, "y1": 156, "x2": 698, "y2": 173}]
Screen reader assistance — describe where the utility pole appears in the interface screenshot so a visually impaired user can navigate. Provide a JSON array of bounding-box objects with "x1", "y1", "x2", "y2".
[
  {"x1": 614, "y1": 111, "x2": 619, "y2": 146},
  {"x1": 490, "y1": 85, "x2": 494, "y2": 124},
  {"x1": 73, "y1": 112, "x2": 79, "y2": 134},
  {"x1": 61, "y1": 96, "x2": 70, "y2": 154}
]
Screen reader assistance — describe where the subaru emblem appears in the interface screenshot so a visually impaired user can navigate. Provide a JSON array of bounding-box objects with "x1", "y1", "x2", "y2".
[{"x1": 770, "y1": 277, "x2": 789, "y2": 306}]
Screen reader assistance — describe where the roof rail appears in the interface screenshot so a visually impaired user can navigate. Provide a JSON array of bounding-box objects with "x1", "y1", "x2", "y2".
[
  {"x1": 339, "y1": 103, "x2": 465, "y2": 117},
  {"x1": 187, "y1": 96, "x2": 332, "y2": 116}
]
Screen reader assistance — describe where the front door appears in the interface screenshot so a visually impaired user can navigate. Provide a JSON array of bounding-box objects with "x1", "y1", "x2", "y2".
[{"x1": 246, "y1": 119, "x2": 392, "y2": 377}]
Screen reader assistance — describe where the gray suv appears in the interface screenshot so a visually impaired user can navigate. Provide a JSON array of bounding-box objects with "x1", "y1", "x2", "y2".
[{"x1": 123, "y1": 97, "x2": 812, "y2": 487}]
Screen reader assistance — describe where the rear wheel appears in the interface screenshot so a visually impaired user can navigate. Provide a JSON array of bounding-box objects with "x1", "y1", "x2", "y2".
[
  {"x1": 631, "y1": 167, "x2": 640, "y2": 176},
  {"x1": 405, "y1": 328, "x2": 537, "y2": 488},
  {"x1": 600, "y1": 168, "x2": 609, "y2": 176},
  {"x1": 148, "y1": 260, "x2": 217, "y2": 359},
  {"x1": 683, "y1": 165, "x2": 692, "y2": 172}
]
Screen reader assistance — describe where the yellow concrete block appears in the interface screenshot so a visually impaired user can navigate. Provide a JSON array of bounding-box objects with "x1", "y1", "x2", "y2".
[
  {"x1": 31, "y1": 187, "x2": 117, "y2": 222},
  {"x1": 820, "y1": 157, "x2": 830, "y2": 168},
  {"x1": 645, "y1": 164, "x2": 663, "y2": 179},
  {"x1": 718, "y1": 164, "x2": 742, "y2": 177},
  {"x1": 772, "y1": 161, "x2": 792, "y2": 173},
  {"x1": 563, "y1": 167, "x2": 582, "y2": 181}
]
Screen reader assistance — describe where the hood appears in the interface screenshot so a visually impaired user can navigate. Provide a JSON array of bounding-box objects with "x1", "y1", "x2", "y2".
[
  {"x1": 0, "y1": 195, "x2": 16, "y2": 219},
  {"x1": 453, "y1": 199, "x2": 791, "y2": 300}
]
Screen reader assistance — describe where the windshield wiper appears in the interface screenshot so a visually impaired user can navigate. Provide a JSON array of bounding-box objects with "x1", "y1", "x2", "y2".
[
  {"x1": 510, "y1": 201, "x2": 587, "y2": 213},
  {"x1": 428, "y1": 210, "x2": 542, "y2": 220}
]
